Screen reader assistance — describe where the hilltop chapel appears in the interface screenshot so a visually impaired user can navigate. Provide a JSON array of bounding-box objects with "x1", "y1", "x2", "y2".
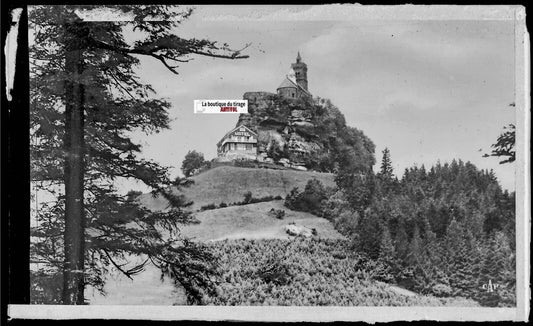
[{"x1": 216, "y1": 53, "x2": 311, "y2": 161}]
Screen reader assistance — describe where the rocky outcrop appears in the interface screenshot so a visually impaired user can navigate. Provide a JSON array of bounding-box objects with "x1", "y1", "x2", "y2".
[
  {"x1": 237, "y1": 92, "x2": 323, "y2": 168},
  {"x1": 235, "y1": 91, "x2": 375, "y2": 173},
  {"x1": 284, "y1": 224, "x2": 314, "y2": 238}
]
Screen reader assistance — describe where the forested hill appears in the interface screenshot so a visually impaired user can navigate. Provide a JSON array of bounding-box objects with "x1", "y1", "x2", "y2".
[{"x1": 236, "y1": 92, "x2": 375, "y2": 172}]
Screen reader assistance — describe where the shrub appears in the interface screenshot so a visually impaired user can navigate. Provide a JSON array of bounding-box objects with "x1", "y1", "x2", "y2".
[
  {"x1": 257, "y1": 258, "x2": 291, "y2": 286},
  {"x1": 30, "y1": 270, "x2": 63, "y2": 304},
  {"x1": 274, "y1": 195, "x2": 283, "y2": 200},
  {"x1": 269, "y1": 208, "x2": 285, "y2": 220},
  {"x1": 284, "y1": 178, "x2": 328, "y2": 216},
  {"x1": 234, "y1": 159, "x2": 259, "y2": 168},
  {"x1": 200, "y1": 203, "x2": 217, "y2": 211},
  {"x1": 243, "y1": 191, "x2": 253, "y2": 204},
  {"x1": 181, "y1": 150, "x2": 205, "y2": 177},
  {"x1": 432, "y1": 284, "x2": 453, "y2": 297},
  {"x1": 252, "y1": 195, "x2": 273, "y2": 203},
  {"x1": 219, "y1": 202, "x2": 228, "y2": 208}
]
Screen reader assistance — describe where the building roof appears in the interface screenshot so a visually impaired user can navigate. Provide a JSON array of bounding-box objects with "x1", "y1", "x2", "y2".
[
  {"x1": 277, "y1": 76, "x2": 298, "y2": 89},
  {"x1": 277, "y1": 76, "x2": 311, "y2": 97},
  {"x1": 217, "y1": 124, "x2": 257, "y2": 147}
]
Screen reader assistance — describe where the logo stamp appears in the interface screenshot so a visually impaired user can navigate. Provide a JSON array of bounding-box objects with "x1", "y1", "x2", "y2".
[
  {"x1": 194, "y1": 100, "x2": 248, "y2": 114},
  {"x1": 481, "y1": 280, "x2": 502, "y2": 293}
]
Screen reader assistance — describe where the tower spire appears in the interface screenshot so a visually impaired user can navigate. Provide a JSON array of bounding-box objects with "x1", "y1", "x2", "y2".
[{"x1": 291, "y1": 51, "x2": 308, "y2": 91}]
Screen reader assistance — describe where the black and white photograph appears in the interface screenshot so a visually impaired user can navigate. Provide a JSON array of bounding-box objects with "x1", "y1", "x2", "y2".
[{"x1": 3, "y1": 3, "x2": 530, "y2": 322}]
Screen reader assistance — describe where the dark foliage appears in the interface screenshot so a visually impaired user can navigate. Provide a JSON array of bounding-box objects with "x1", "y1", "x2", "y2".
[
  {"x1": 332, "y1": 157, "x2": 516, "y2": 307},
  {"x1": 201, "y1": 239, "x2": 477, "y2": 306},
  {"x1": 269, "y1": 208, "x2": 286, "y2": 220},
  {"x1": 29, "y1": 5, "x2": 248, "y2": 304},
  {"x1": 483, "y1": 123, "x2": 515, "y2": 164},
  {"x1": 181, "y1": 150, "x2": 205, "y2": 177},
  {"x1": 284, "y1": 178, "x2": 330, "y2": 216}
]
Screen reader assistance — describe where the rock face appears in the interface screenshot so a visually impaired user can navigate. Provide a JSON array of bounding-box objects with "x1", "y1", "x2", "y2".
[
  {"x1": 237, "y1": 92, "x2": 322, "y2": 168},
  {"x1": 284, "y1": 224, "x2": 313, "y2": 238},
  {"x1": 233, "y1": 91, "x2": 375, "y2": 173}
]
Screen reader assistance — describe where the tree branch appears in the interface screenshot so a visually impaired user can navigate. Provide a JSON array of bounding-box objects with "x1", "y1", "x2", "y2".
[
  {"x1": 102, "y1": 249, "x2": 148, "y2": 280},
  {"x1": 88, "y1": 36, "x2": 249, "y2": 76}
]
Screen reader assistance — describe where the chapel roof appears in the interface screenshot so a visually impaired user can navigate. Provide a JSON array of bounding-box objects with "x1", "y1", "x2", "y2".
[
  {"x1": 277, "y1": 76, "x2": 298, "y2": 89},
  {"x1": 277, "y1": 76, "x2": 311, "y2": 96}
]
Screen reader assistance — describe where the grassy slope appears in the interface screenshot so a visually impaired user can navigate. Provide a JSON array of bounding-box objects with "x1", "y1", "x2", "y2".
[
  {"x1": 139, "y1": 166, "x2": 335, "y2": 211},
  {"x1": 181, "y1": 200, "x2": 344, "y2": 241}
]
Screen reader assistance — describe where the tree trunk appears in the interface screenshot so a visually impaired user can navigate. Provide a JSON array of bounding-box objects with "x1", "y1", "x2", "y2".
[{"x1": 62, "y1": 21, "x2": 87, "y2": 305}]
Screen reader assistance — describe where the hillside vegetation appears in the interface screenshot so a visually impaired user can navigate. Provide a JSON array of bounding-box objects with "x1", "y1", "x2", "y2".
[
  {"x1": 180, "y1": 200, "x2": 344, "y2": 241},
  {"x1": 202, "y1": 238, "x2": 478, "y2": 306},
  {"x1": 139, "y1": 166, "x2": 335, "y2": 211}
]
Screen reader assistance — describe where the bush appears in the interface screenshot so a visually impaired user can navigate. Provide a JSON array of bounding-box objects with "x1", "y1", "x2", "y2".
[
  {"x1": 30, "y1": 270, "x2": 63, "y2": 304},
  {"x1": 274, "y1": 195, "x2": 283, "y2": 200},
  {"x1": 181, "y1": 150, "x2": 205, "y2": 177},
  {"x1": 432, "y1": 284, "x2": 453, "y2": 297},
  {"x1": 250, "y1": 195, "x2": 274, "y2": 204},
  {"x1": 284, "y1": 178, "x2": 328, "y2": 216},
  {"x1": 234, "y1": 159, "x2": 259, "y2": 168},
  {"x1": 219, "y1": 202, "x2": 228, "y2": 208},
  {"x1": 269, "y1": 208, "x2": 285, "y2": 220},
  {"x1": 257, "y1": 257, "x2": 291, "y2": 286},
  {"x1": 243, "y1": 191, "x2": 253, "y2": 204},
  {"x1": 200, "y1": 203, "x2": 217, "y2": 211}
]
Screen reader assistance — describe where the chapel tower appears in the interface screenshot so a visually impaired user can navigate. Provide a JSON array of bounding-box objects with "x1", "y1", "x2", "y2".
[{"x1": 291, "y1": 52, "x2": 308, "y2": 91}]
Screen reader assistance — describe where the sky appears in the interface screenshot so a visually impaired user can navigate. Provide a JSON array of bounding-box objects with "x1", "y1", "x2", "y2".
[{"x1": 125, "y1": 5, "x2": 517, "y2": 191}]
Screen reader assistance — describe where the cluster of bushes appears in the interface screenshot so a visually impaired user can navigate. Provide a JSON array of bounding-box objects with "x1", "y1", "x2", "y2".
[
  {"x1": 269, "y1": 208, "x2": 286, "y2": 220},
  {"x1": 199, "y1": 192, "x2": 284, "y2": 211},
  {"x1": 200, "y1": 238, "x2": 477, "y2": 306},
  {"x1": 233, "y1": 159, "x2": 259, "y2": 168},
  {"x1": 284, "y1": 178, "x2": 333, "y2": 217},
  {"x1": 200, "y1": 203, "x2": 217, "y2": 211},
  {"x1": 239, "y1": 192, "x2": 284, "y2": 205}
]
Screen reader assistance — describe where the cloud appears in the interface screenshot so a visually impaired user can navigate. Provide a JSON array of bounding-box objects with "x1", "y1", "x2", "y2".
[{"x1": 197, "y1": 5, "x2": 517, "y2": 22}]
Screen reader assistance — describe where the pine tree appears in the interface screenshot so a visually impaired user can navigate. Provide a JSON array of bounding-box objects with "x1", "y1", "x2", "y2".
[
  {"x1": 356, "y1": 211, "x2": 382, "y2": 259},
  {"x1": 406, "y1": 226, "x2": 422, "y2": 266},
  {"x1": 379, "y1": 147, "x2": 394, "y2": 179},
  {"x1": 483, "y1": 119, "x2": 515, "y2": 164},
  {"x1": 29, "y1": 5, "x2": 248, "y2": 304},
  {"x1": 377, "y1": 225, "x2": 397, "y2": 282},
  {"x1": 448, "y1": 227, "x2": 475, "y2": 297},
  {"x1": 394, "y1": 222, "x2": 409, "y2": 262},
  {"x1": 477, "y1": 232, "x2": 516, "y2": 306}
]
